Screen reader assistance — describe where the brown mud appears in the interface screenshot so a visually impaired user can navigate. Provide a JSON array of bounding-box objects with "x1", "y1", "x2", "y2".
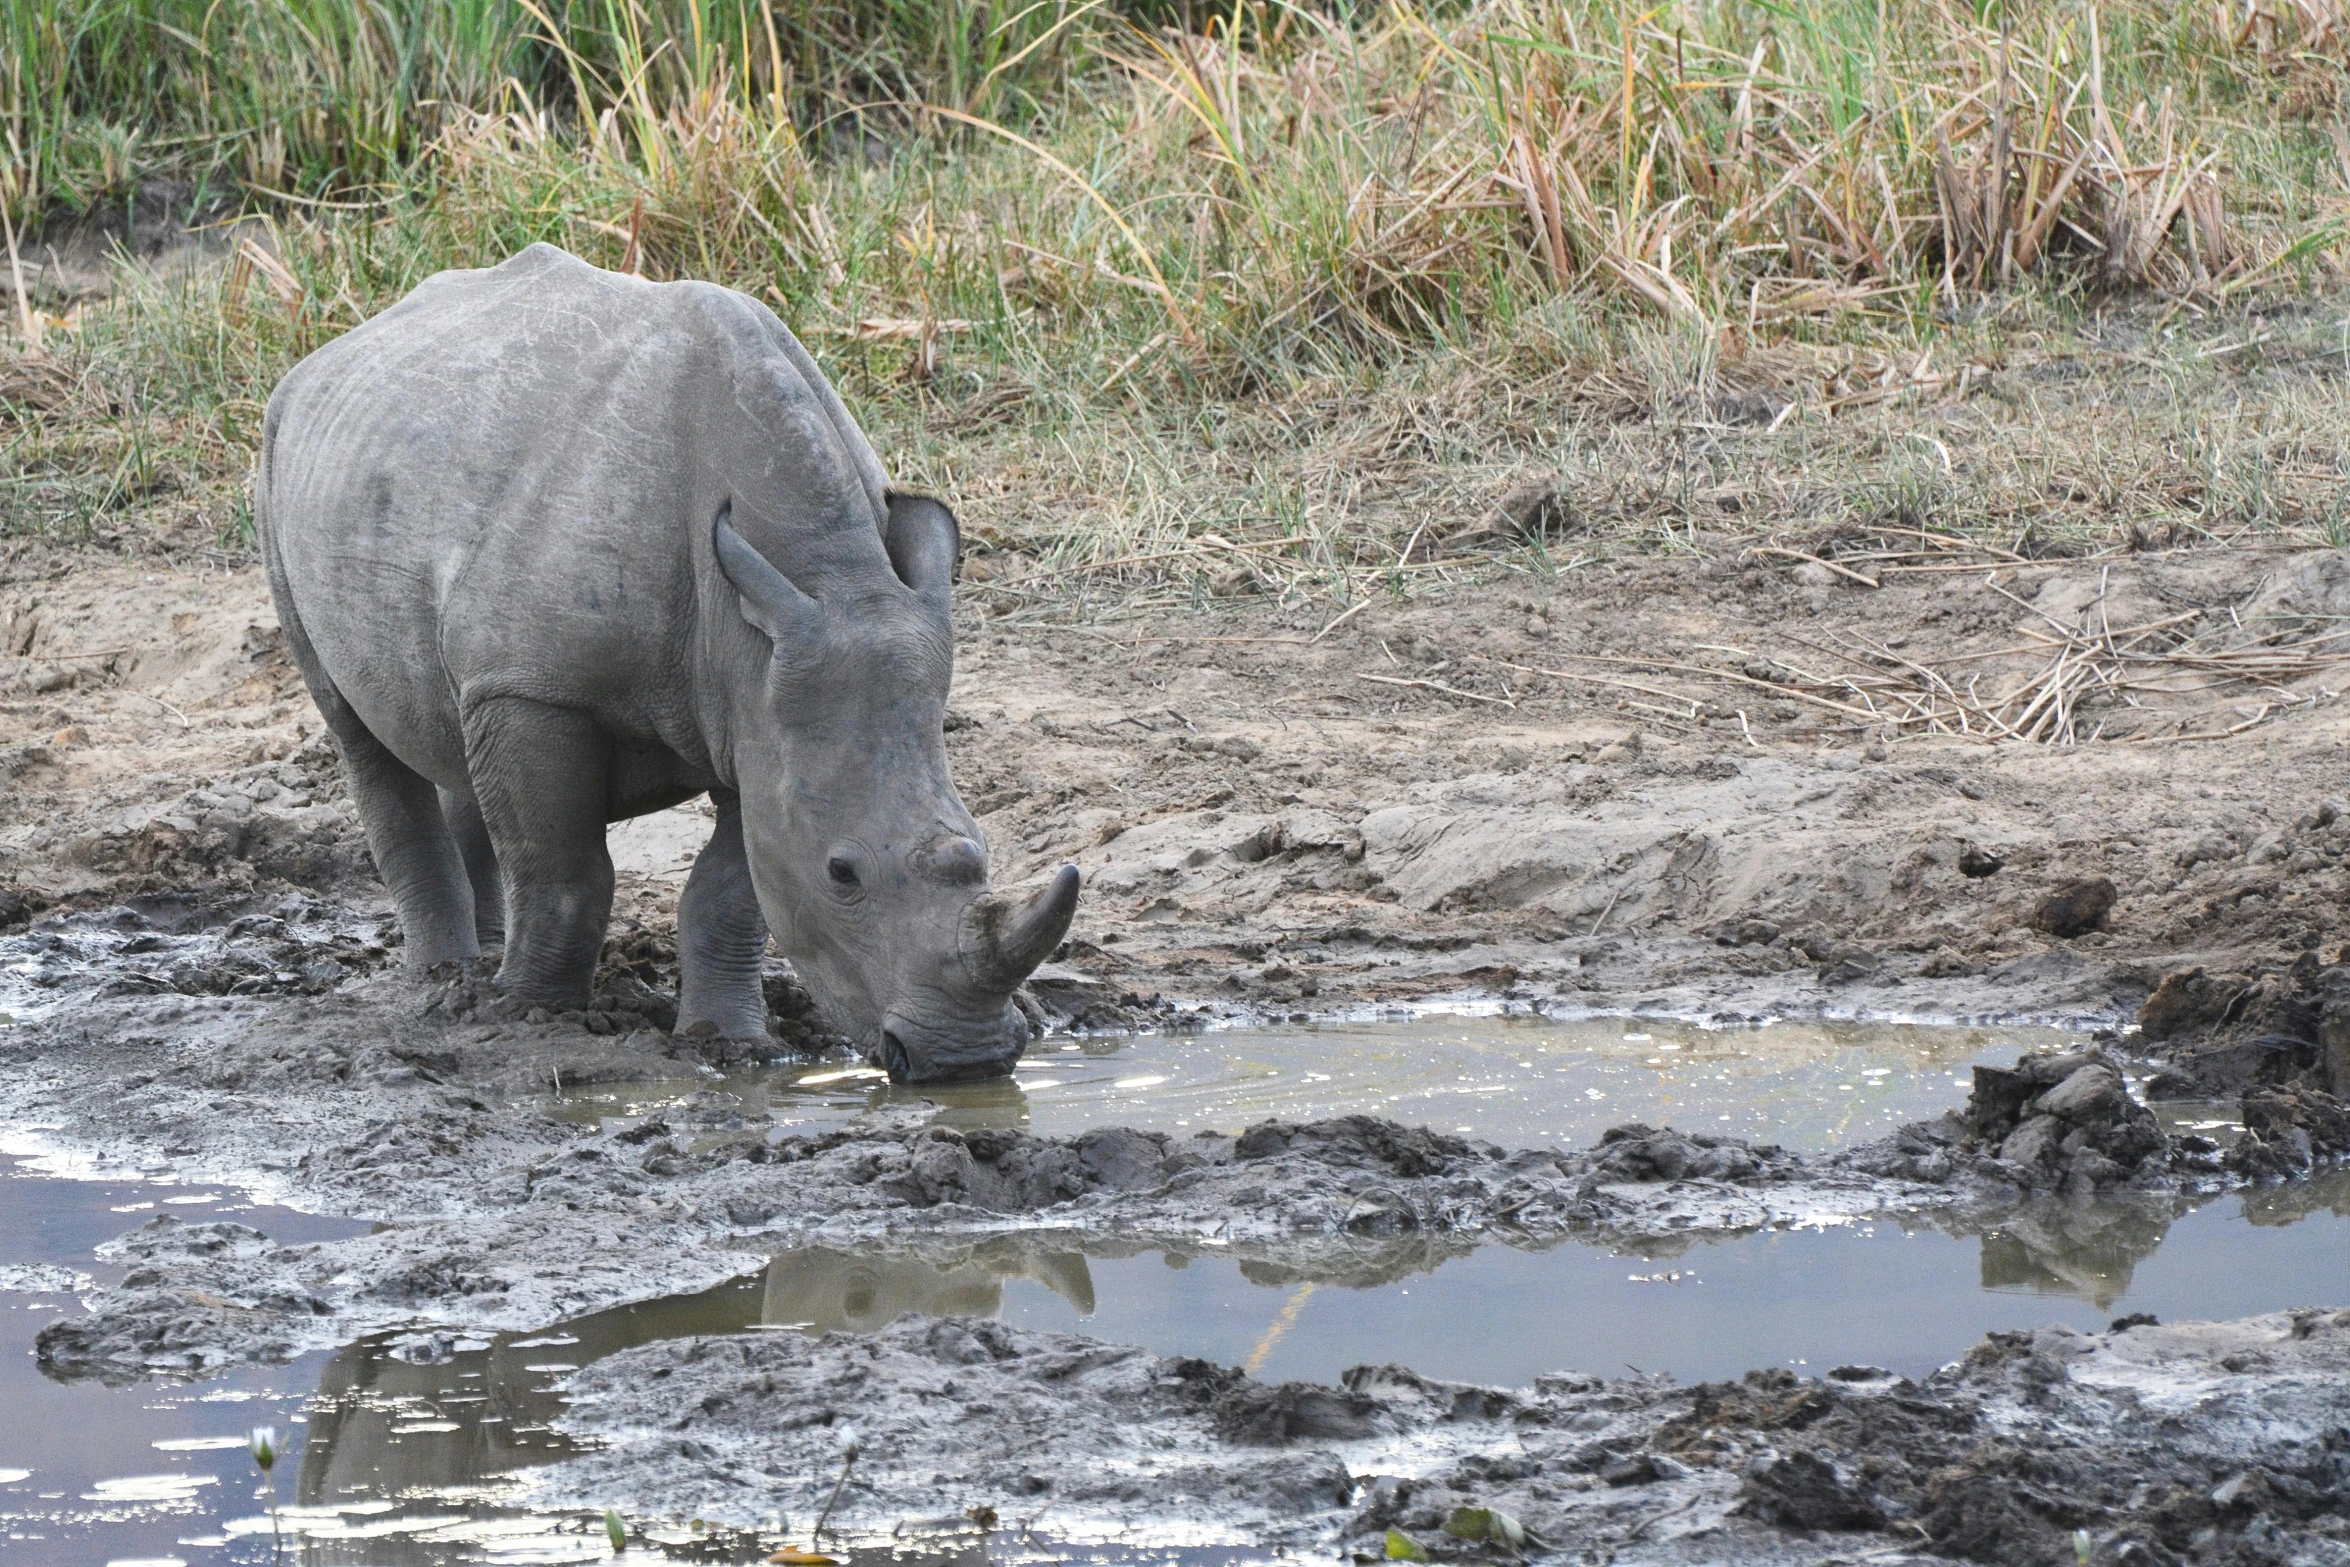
[{"x1": 5, "y1": 542, "x2": 2350, "y2": 1563}]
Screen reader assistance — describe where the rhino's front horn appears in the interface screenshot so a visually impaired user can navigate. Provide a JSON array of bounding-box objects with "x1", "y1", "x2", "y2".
[{"x1": 965, "y1": 865, "x2": 1080, "y2": 992}]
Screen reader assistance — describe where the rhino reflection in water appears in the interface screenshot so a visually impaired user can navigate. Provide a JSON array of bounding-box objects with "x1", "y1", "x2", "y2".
[
  {"x1": 762, "y1": 1244, "x2": 1095, "y2": 1334},
  {"x1": 293, "y1": 1246, "x2": 1093, "y2": 1533}
]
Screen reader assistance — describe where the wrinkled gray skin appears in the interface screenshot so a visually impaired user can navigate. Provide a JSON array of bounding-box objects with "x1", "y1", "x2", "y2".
[{"x1": 257, "y1": 243, "x2": 1077, "y2": 1082}]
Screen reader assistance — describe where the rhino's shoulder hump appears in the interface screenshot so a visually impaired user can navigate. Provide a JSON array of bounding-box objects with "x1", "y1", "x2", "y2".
[
  {"x1": 370, "y1": 242, "x2": 593, "y2": 315},
  {"x1": 496, "y1": 240, "x2": 592, "y2": 278}
]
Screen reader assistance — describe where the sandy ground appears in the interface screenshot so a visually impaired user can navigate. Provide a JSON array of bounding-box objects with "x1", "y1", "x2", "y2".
[
  {"x1": 5, "y1": 542, "x2": 2350, "y2": 1565},
  {"x1": 9, "y1": 540, "x2": 2350, "y2": 1028}
]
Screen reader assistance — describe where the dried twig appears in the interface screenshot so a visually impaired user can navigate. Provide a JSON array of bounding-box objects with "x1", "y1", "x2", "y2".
[{"x1": 1357, "y1": 671, "x2": 1513, "y2": 707}]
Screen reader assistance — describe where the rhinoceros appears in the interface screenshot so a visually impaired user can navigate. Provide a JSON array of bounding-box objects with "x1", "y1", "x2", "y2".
[{"x1": 257, "y1": 243, "x2": 1076, "y2": 1082}]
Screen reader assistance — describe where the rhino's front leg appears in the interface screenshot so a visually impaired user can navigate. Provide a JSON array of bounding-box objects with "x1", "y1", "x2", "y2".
[
  {"x1": 462, "y1": 698, "x2": 614, "y2": 1009},
  {"x1": 675, "y1": 791, "x2": 774, "y2": 1043}
]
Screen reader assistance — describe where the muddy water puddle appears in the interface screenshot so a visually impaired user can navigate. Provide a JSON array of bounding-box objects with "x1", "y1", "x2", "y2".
[
  {"x1": 0, "y1": 1156, "x2": 371, "y2": 1564},
  {"x1": 556, "y1": 1011, "x2": 2085, "y2": 1152}
]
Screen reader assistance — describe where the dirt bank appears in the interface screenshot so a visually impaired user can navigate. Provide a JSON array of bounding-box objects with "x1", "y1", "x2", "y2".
[{"x1": 11, "y1": 541, "x2": 2350, "y2": 1033}]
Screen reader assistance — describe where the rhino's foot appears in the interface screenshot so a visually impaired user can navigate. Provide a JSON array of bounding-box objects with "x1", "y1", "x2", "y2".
[{"x1": 669, "y1": 1018, "x2": 778, "y2": 1069}]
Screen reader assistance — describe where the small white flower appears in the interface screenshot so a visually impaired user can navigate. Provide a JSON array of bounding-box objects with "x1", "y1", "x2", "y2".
[
  {"x1": 833, "y1": 1423, "x2": 862, "y2": 1457},
  {"x1": 250, "y1": 1426, "x2": 278, "y2": 1472}
]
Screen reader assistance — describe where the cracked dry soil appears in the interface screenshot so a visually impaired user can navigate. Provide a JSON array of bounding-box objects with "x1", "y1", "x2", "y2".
[{"x1": 4, "y1": 538, "x2": 2350, "y2": 1564}]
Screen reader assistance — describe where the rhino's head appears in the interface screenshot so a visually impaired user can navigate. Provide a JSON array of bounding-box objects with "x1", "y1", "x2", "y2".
[{"x1": 711, "y1": 493, "x2": 1078, "y2": 1084}]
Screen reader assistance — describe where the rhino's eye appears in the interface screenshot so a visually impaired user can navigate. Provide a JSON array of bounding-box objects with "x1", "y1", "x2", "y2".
[{"x1": 823, "y1": 841, "x2": 873, "y2": 904}]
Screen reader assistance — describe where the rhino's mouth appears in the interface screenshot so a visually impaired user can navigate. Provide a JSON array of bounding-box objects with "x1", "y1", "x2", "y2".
[{"x1": 878, "y1": 1024, "x2": 1021, "y2": 1085}]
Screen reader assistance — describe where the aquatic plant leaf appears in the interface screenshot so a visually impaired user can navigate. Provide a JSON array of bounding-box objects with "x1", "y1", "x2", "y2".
[
  {"x1": 1442, "y1": 1506, "x2": 1526, "y2": 1546},
  {"x1": 1385, "y1": 1529, "x2": 1430, "y2": 1561}
]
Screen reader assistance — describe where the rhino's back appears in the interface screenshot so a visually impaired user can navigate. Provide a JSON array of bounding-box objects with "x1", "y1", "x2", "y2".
[{"x1": 261, "y1": 244, "x2": 888, "y2": 789}]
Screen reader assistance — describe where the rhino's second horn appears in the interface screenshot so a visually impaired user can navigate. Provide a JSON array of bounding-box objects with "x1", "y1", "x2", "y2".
[{"x1": 965, "y1": 866, "x2": 1081, "y2": 992}]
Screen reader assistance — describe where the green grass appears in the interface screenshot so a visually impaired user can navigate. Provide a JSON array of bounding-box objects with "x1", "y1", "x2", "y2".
[{"x1": 5, "y1": 0, "x2": 2350, "y2": 598}]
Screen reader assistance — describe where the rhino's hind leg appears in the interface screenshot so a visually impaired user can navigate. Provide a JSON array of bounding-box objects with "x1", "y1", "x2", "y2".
[
  {"x1": 333, "y1": 727, "x2": 479, "y2": 968},
  {"x1": 267, "y1": 545, "x2": 477, "y2": 968},
  {"x1": 462, "y1": 698, "x2": 615, "y2": 1009},
  {"x1": 675, "y1": 793, "x2": 774, "y2": 1043},
  {"x1": 306, "y1": 687, "x2": 479, "y2": 969},
  {"x1": 439, "y1": 783, "x2": 505, "y2": 950}
]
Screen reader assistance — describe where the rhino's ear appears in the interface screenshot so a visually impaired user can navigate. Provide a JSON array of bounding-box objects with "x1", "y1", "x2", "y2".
[
  {"x1": 713, "y1": 501, "x2": 822, "y2": 652},
  {"x1": 883, "y1": 490, "x2": 960, "y2": 600}
]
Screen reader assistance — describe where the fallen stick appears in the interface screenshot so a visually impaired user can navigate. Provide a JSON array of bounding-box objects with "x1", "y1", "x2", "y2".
[
  {"x1": 1313, "y1": 596, "x2": 1375, "y2": 643},
  {"x1": 1874, "y1": 523, "x2": 2029, "y2": 562},
  {"x1": 1875, "y1": 561, "x2": 2037, "y2": 576},
  {"x1": 2128, "y1": 705, "x2": 2276, "y2": 744},
  {"x1": 1479, "y1": 653, "x2": 1879, "y2": 721},
  {"x1": 1356, "y1": 671, "x2": 1514, "y2": 707},
  {"x1": 1588, "y1": 883, "x2": 1623, "y2": 937}
]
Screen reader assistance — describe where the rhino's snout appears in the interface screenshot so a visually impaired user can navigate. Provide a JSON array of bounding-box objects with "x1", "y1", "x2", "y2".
[{"x1": 879, "y1": 1005, "x2": 1028, "y2": 1085}]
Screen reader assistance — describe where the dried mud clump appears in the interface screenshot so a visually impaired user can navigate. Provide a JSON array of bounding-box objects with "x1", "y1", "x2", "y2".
[
  {"x1": 1844, "y1": 1049, "x2": 2172, "y2": 1194},
  {"x1": 2230, "y1": 1084, "x2": 2350, "y2": 1180},
  {"x1": 1737, "y1": 1449, "x2": 1886, "y2": 1532},
  {"x1": 1016, "y1": 966, "x2": 1179, "y2": 1033},
  {"x1": 1849, "y1": 1041, "x2": 2350, "y2": 1193},
  {"x1": 33, "y1": 1216, "x2": 326, "y2": 1384},
  {"x1": 1229, "y1": 1115, "x2": 1478, "y2": 1177},
  {"x1": 2030, "y1": 875, "x2": 2116, "y2": 938},
  {"x1": 1587, "y1": 1123, "x2": 1769, "y2": 1183},
  {"x1": 1966, "y1": 1051, "x2": 2168, "y2": 1193},
  {"x1": 2138, "y1": 949, "x2": 2350, "y2": 1099}
]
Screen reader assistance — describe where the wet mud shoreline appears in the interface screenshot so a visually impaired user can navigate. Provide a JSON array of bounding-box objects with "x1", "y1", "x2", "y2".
[
  {"x1": 6, "y1": 545, "x2": 2350, "y2": 1563},
  {"x1": 542, "y1": 1306, "x2": 2350, "y2": 1567}
]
